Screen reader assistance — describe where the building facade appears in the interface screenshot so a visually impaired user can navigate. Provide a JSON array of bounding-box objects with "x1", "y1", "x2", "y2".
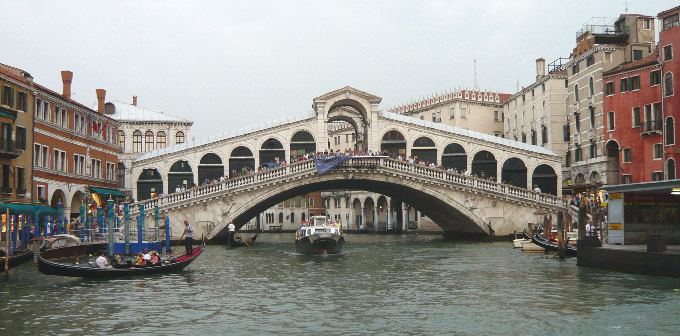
[
  {"x1": 105, "y1": 99, "x2": 192, "y2": 197},
  {"x1": 659, "y1": 6, "x2": 680, "y2": 180},
  {"x1": 566, "y1": 14, "x2": 656, "y2": 191},
  {"x1": 33, "y1": 71, "x2": 121, "y2": 218},
  {"x1": 0, "y1": 64, "x2": 34, "y2": 205}
]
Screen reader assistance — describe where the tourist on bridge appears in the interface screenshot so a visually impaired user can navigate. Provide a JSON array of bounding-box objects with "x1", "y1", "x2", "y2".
[{"x1": 183, "y1": 220, "x2": 194, "y2": 255}]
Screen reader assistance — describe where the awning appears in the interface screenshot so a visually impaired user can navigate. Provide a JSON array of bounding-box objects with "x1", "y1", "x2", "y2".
[
  {"x1": 89, "y1": 186, "x2": 125, "y2": 200},
  {"x1": 0, "y1": 204, "x2": 58, "y2": 216}
]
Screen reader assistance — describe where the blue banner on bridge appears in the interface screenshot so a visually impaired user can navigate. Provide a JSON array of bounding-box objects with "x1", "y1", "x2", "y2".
[{"x1": 313, "y1": 155, "x2": 352, "y2": 175}]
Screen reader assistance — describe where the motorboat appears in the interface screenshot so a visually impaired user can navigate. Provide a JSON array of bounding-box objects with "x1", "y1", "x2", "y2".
[
  {"x1": 30, "y1": 234, "x2": 106, "y2": 259},
  {"x1": 295, "y1": 216, "x2": 344, "y2": 254}
]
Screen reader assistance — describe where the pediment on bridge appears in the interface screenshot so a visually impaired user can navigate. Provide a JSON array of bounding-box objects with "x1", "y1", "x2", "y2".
[{"x1": 313, "y1": 86, "x2": 382, "y2": 105}]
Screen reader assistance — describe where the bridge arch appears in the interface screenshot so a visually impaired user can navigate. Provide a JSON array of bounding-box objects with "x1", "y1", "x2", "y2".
[
  {"x1": 501, "y1": 157, "x2": 527, "y2": 188},
  {"x1": 471, "y1": 150, "x2": 497, "y2": 179},
  {"x1": 290, "y1": 130, "x2": 316, "y2": 160},
  {"x1": 381, "y1": 130, "x2": 406, "y2": 157},
  {"x1": 168, "y1": 160, "x2": 194, "y2": 193},
  {"x1": 259, "y1": 137, "x2": 286, "y2": 167},
  {"x1": 137, "y1": 168, "x2": 163, "y2": 200},
  {"x1": 229, "y1": 145, "x2": 255, "y2": 178},
  {"x1": 532, "y1": 164, "x2": 557, "y2": 195},
  {"x1": 198, "y1": 153, "x2": 224, "y2": 184},
  {"x1": 441, "y1": 143, "x2": 467, "y2": 172},
  {"x1": 411, "y1": 136, "x2": 437, "y2": 164}
]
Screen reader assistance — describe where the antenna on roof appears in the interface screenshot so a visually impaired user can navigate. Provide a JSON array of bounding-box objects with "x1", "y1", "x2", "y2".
[
  {"x1": 624, "y1": 1, "x2": 629, "y2": 14},
  {"x1": 473, "y1": 57, "x2": 478, "y2": 91}
]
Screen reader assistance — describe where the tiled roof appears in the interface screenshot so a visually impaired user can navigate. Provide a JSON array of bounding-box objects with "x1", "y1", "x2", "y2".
[
  {"x1": 108, "y1": 101, "x2": 192, "y2": 123},
  {"x1": 0, "y1": 63, "x2": 33, "y2": 87},
  {"x1": 658, "y1": 5, "x2": 680, "y2": 18},
  {"x1": 33, "y1": 82, "x2": 100, "y2": 113},
  {"x1": 602, "y1": 51, "x2": 659, "y2": 76}
]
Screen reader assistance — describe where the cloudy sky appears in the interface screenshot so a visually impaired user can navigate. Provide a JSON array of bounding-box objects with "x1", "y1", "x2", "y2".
[{"x1": 2, "y1": 1, "x2": 677, "y2": 139}]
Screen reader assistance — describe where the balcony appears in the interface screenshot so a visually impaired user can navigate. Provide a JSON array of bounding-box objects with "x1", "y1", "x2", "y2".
[
  {"x1": 576, "y1": 18, "x2": 628, "y2": 44},
  {"x1": 15, "y1": 188, "x2": 26, "y2": 196},
  {"x1": 640, "y1": 120, "x2": 663, "y2": 135},
  {"x1": 0, "y1": 138, "x2": 21, "y2": 159},
  {"x1": 1, "y1": 186, "x2": 12, "y2": 195}
]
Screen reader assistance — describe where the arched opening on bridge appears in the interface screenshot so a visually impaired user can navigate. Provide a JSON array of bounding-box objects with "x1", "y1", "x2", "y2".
[
  {"x1": 364, "y1": 198, "x2": 376, "y2": 231},
  {"x1": 229, "y1": 146, "x2": 255, "y2": 178},
  {"x1": 411, "y1": 136, "x2": 437, "y2": 164},
  {"x1": 381, "y1": 130, "x2": 406, "y2": 157},
  {"x1": 606, "y1": 140, "x2": 620, "y2": 185},
  {"x1": 290, "y1": 131, "x2": 316, "y2": 160},
  {"x1": 441, "y1": 143, "x2": 466, "y2": 172},
  {"x1": 198, "y1": 153, "x2": 224, "y2": 184},
  {"x1": 532, "y1": 164, "x2": 557, "y2": 195},
  {"x1": 137, "y1": 168, "x2": 163, "y2": 200},
  {"x1": 260, "y1": 138, "x2": 285, "y2": 168},
  {"x1": 327, "y1": 119, "x2": 359, "y2": 153},
  {"x1": 501, "y1": 157, "x2": 527, "y2": 188},
  {"x1": 168, "y1": 160, "x2": 194, "y2": 193},
  {"x1": 471, "y1": 151, "x2": 497, "y2": 179}
]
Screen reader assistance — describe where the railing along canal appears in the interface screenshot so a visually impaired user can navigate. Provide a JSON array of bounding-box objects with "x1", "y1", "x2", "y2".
[{"x1": 130, "y1": 157, "x2": 567, "y2": 215}]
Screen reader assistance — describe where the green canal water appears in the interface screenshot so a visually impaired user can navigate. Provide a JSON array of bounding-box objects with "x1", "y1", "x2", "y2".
[{"x1": 1, "y1": 233, "x2": 679, "y2": 335}]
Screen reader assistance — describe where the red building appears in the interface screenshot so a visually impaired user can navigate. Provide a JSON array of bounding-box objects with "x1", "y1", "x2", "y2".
[{"x1": 603, "y1": 6, "x2": 680, "y2": 183}]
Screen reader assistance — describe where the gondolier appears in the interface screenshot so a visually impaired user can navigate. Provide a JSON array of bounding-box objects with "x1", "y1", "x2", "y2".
[
  {"x1": 183, "y1": 220, "x2": 194, "y2": 255},
  {"x1": 227, "y1": 222, "x2": 236, "y2": 241}
]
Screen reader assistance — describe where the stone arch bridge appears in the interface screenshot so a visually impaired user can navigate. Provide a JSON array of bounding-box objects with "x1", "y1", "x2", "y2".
[{"x1": 128, "y1": 87, "x2": 565, "y2": 239}]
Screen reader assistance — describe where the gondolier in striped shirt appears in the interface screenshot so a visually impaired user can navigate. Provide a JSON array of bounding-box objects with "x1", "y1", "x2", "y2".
[{"x1": 183, "y1": 220, "x2": 194, "y2": 255}]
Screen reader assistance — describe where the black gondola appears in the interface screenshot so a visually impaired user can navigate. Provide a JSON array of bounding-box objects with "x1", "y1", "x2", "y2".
[
  {"x1": 228, "y1": 234, "x2": 257, "y2": 248},
  {"x1": 37, "y1": 242, "x2": 205, "y2": 278},
  {"x1": 531, "y1": 232, "x2": 578, "y2": 257},
  {"x1": 0, "y1": 249, "x2": 34, "y2": 273}
]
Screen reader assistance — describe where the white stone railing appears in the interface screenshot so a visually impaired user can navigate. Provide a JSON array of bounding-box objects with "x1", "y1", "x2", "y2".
[{"x1": 130, "y1": 157, "x2": 567, "y2": 215}]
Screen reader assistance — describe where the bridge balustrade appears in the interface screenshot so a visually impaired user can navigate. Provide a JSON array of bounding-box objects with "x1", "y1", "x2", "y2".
[{"x1": 130, "y1": 156, "x2": 566, "y2": 216}]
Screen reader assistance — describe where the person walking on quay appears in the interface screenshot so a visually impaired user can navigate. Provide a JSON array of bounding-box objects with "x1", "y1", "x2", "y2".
[{"x1": 183, "y1": 220, "x2": 194, "y2": 255}]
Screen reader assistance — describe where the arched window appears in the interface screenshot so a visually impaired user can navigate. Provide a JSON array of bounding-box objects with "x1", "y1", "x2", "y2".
[
  {"x1": 665, "y1": 72, "x2": 674, "y2": 97},
  {"x1": 119, "y1": 130, "x2": 125, "y2": 149},
  {"x1": 666, "y1": 117, "x2": 675, "y2": 145},
  {"x1": 589, "y1": 77, "x2": 594, "y2": 96},
  {"x1": 291, "y1": 213, "x2": 295, "y2": 223},
  {"x1": 157, "y1": 131, "x2": 166, "y2": 149},
  {"x1": 132, "y1": 130, "x2": 142, "y2": 153},
  {"x1": 145, "y1": 130, "x2": 154, "y2": 152},
  {"x1": 574, "y1": 84, "x2": 579, "y2": 102},
  {"x1": 279, "y1": 212, "x2": 284, "y2": 223},
  {"x1": 176, "y1": 131, "x2": 185, "y2": 145}
]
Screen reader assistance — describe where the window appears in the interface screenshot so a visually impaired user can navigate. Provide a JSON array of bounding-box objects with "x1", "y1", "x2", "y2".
[
  {"x1": 119, "y1": 131, "x2": 125, "y2": 148},
  {"x1": 590, "y1": 142, "x2": 597, "y2": 158},
  {"x1": 176, "y1": 131, "x2": 185, "y2": 144},
  {"x1": 494, "y1": 111, "x2": 499, "y2": 121},
  {"x1": 542, "y1": 83, "x2": 545, "y2": 92},
  {"x1": 665, "y1": 73, "x2": 674, "y2": 97},
  {"x1": 531, "y1": 130, "x2": 537, "y2": 145},
  {"x1": 132, "y1": 130, "x2": 142, "y2": 153},
  {"x1": 54, "y1": 106, "x2": 60, "y2": 125},
  {"x1": 653, "y1": 143, "x2": 663, "y2": 159},
  {"x1": 15, "y1": 126, "x2": 26, "y2": 150},
  {"x1": 41, "y1": 146, "x2": 48, "y2": 168},
  {"x1": 1, "y1": 85, "x2": 14, "y2": 107},
  {"x1": 623, "y1": 148, "x2": 632, "y2": 162},
  {"x1": 521, "y1": 133, "x2": 526, "y2": 143},
  {"x1": 574, "y1": 145, "x2": 583, "y2": 162},
  {"x1": 61, "y1": 108, "x2": 67, "y2": 127},
  {"x1": 34, "y1": 144, "x2": 41, "y2": 166},
  {"x1": 574, "y1": 84, "x2": 579, "y2": 102},
  {"x1": 37, "y1": 185, "x2": 46, "y2": 200},
  {"x1": 35, "y1": 98, "x2": 42, "y2": 118},
  {"x1": 460, "y1": 108, "x2": 467, "y2": 119},
  {"x1": 663, "y1": 14, "x2": 679, "y2": 31},
  {"x1": 652, "y1": 171, "x2": 664, "y2": 181},
  {"x1": 586, "y1": 55, "x2": 594, "y2": 67},
  {"x1": 644, "y1": 104, "x2": 652, "y2": 123},
  {"x1": 633, "y1": 49, "x2": 643, "y2": 61},
  {"x1": 605, "y1": 82, "x2": 615, "y2": 95},
  {"x1": 622, "y1": 175, "x2": 632, "y2": 184},
  {"x1": 42, "y1": 101, "x2": 49, "y2": 121},
  {"x1": 564, "y1": 79, "x2": 568, "y2": 88},
  {"x1": 16, "y1": 167, "x2": 24, "y2": 191},
  {"x1": 630, "y1": 76, "x2": 640, "y2": 91},
  {"x1": 663, "y1": 45, "x2": 673, "y2": 61},
  {"x1": 666, "y1": 117, "x2": 675, "y2": 145},
  {"x1": 632, "y1": 107, "x2": 641, "y2": 127},
  {"x1": 541, "y1": 125, "x2": 548, "y2": 145},
  {"x1": 106, "y1": 162, "x2": 116, "y2": 181},
  {"x1": 620, "y1": 78, "x2": 629, "y2": 92},
  {"x1": 608, "y1": 111, "x2": 615, "y2": 131},
  {"x1": 651, "y1": 70, "x2": 661, "y2": 86},
  {"x1": 563, "y1": 124, "x2": 570, "y2": 142},
  {"x1": 145, "y1": 130, "x2": 154, "y2": 152},
  {"x1": 522, "y1": 94, "x2": 525, "y2": 103},
  {"x1": 308, "y1": 197, "x2": 314, "y2": 207},
  {"x1": 668, "y1": 159, "x2": 677, "y2": 180},
  {"x1": 17, "y1": 91, "x2": 27, "y2": 112},
  {"x1": 572, "y1": 62, "x2": 579, "y2": 75},
  {"x1": 431, "y1": 113, "x2": 437, "y2": 122},
  {"x1": 449, "y1": 107, "x2": 455, "y2": 119},
  {"x1": 643, "y1": 19, "x2": 651, "y2": 30},
  {"x1": 575, "y1": 112, "x2": 580, "y2": 132},
  {"x1": 157, "y1": 131, "x2": 166, "y2": 149},
  {"x1": 590, "y1": 107, "x2": 595, "y2": 128}
]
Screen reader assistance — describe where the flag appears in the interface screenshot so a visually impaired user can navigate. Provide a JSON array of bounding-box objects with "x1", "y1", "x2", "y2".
[{"x1": 313, "y1": 155, "x2": 351, "y2": 175}]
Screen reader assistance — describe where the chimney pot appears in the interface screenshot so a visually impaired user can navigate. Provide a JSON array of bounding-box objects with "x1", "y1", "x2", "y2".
[
  {"x1": 61, "y1": 70, "x2": 73, "y2": 99},
  {"x1": 536, "y1": 58, "x2": 546, "y2": 80},
  {"x1": 96, "y1": 89, "x2": 106, "y2": 114},
  {"x1": 133, "y1": 95, "x2": 137, "y2": 106}
]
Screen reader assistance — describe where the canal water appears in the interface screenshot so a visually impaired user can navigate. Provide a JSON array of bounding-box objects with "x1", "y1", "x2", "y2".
[{"x1": 2, "y1": 233, "x2": 679, "y2": 335}]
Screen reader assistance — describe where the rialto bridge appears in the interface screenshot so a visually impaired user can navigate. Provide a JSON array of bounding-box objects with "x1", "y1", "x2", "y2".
[{"x1": 129, "y1": 87, "x2": 565, "y2": 239}]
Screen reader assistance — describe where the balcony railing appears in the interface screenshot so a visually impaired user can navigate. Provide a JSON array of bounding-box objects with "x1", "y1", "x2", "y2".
[{"x1": 640, "y1": 120, "x2": 663, "y2": 135}]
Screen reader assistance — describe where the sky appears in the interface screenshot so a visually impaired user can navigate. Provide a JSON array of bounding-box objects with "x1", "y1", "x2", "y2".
[{"x1": 2, "y1": 0, "x2": 678, "y2": 140}]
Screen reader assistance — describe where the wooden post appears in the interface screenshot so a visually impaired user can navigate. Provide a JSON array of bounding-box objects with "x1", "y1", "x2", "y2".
[
  {"x1": 4, "y1": 209, "x2": 10, "y2": 272},
  {"x1": 557, "y1": 212, "x2": 565, "y2": 259}
]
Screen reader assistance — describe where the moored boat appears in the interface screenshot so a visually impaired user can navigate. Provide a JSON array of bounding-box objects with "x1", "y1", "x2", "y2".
[
  {"x1": 295, "y1": 216, "x2": 344, "y2": 254},
  {"x1": 228, "y1": 234, "x2": 257, "y2": 248},
  {"x1": 30, "y1": 234, "x2": 106, "y2": 259},
  {"x1": 531, "y1": 232, "x2": 578, "y2": 257},
  {"x1": 37, "y1": 242, "x2": 205, "y2": 278},
  {"x1": 0, "y1": 249, "x2": 33, "y2": 273}
]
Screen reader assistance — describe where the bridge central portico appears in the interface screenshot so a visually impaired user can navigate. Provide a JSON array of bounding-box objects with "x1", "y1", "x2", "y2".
[{"x1": 129, "y1": 87, "x2": 564, "y2": 239}]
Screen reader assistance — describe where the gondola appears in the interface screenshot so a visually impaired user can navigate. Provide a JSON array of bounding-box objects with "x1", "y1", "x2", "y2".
[
  {"x1": 37, "y1": 242, "x2": 205, "y2": 278},
  {"x1": 0, "y1": 249, "x2": 34, "y2": 273},
  {"x1": 227, "y1": 234, "x2": 257, "y2": 248},
  {"x1": 531, "y1": 232, "x2": 578, "y2": 257}
]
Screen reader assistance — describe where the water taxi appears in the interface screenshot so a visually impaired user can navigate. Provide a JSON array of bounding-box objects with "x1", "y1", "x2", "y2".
[{"x1": 295, "y1": 216, "x2": 344, "y2": 254}]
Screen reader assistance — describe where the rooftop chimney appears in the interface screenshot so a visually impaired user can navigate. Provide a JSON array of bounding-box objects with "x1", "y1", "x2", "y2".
[
  {"x1": 536, "y1": 58, "x2": 546, "y2": 80},
  {"x1": 96, "y1": 89, "x2": 106, "y2": 114},
  {"x1": 133, "y1": 95, "x2": 137, "y2": 106},
  {"x1": 61, "y1": 70, "x2": 73, "y2": 99}
]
